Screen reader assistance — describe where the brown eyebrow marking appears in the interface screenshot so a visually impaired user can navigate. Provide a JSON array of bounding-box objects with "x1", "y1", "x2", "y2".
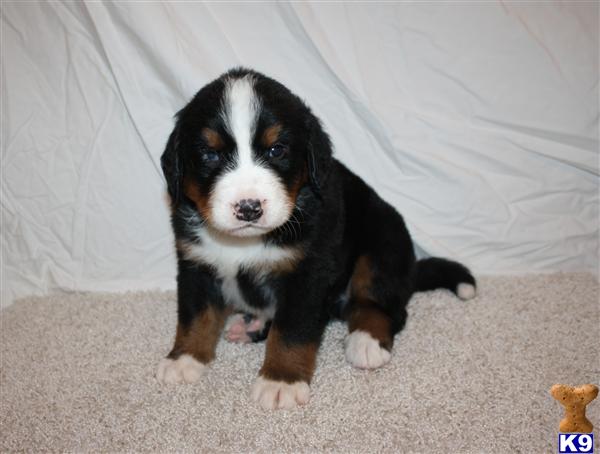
[
  {"x1": 261, "y1": 124, "x2": 282, "y2": 147},
  {"x1": 201, "y1": 128, "x2": 224, "y2": 149}
]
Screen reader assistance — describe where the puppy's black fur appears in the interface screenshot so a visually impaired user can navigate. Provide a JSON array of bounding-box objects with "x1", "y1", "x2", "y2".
[{"x1": 159, "y1": 68, "x2": 476, "y2": 396}]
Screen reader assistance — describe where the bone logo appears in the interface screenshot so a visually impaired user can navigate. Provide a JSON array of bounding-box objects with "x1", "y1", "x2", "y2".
[{"x1": 551, "y1": 384, "x2": 598, "y2": 454}]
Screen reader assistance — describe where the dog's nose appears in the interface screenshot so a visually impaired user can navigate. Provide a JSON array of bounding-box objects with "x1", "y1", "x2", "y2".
[{"x1": 235, "y1": 199, "x2": 263, "y2": 222}]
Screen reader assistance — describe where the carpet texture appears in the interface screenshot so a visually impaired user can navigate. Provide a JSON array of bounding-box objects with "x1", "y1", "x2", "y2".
[{"x1": 1, "y1": 274, "x2": 599, "y2": 453}]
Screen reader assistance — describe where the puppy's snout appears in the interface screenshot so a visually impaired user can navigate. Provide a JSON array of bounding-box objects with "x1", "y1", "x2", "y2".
[{"x1": 234, "y1": 199, "x2": 263, "y2": 222}]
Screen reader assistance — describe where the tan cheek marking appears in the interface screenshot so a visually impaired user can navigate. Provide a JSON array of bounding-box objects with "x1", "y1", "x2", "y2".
[
  {"x1": 168, "y1": 305, "x2": 226, "y2": 364},
  {"x1": 183, "y1": 178, "x2": 213, "y2": 223},
  {"x1": 260, "y1": 328, "x2": 318, "y2": 384},
  {"x1": 201, "y1": 127, "x2": 224, "y2": 149},
  {"x1": 261, "y1": 124, "x2": 282, "y2": 148},
  {"x1": 266, "y1": 248, "x2": 305, "y2": 275},
  {"x1": 286, "y1": 165, "x2": 308, "y2": 210},
  {"x1": 348, "y1": 255, "x2": 393, "y2": 350}
]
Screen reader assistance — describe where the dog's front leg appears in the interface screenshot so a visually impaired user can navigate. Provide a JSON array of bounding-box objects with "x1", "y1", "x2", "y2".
[
  {"x1": 251, "y1": 278, "x2": 329, "y2": 410},
  {"x1": 156, "y1": 260, "x2": 225, "y2": 384}
]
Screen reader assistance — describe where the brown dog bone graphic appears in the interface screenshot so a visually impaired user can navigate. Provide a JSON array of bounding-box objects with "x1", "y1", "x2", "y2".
[{"x1": 550, "y1": 384, "x2": 598, "y2": 433}]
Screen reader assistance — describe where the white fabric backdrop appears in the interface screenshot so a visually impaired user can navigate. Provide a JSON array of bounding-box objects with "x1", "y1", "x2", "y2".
[{"x1": 1, "y1": 2, "x2": 598, "y2": 307}]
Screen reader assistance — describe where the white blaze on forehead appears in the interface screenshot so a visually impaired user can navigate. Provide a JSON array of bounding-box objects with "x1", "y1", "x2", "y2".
[
  {"x1": 222, "y1": 76, "x2": 260, "y2": 167},
  {"x1": 210, "y1": 74, "x2": 292, "y2": 236}
]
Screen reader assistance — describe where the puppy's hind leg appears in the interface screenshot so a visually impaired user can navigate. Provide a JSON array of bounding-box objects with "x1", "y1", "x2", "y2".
[{"x1": 343, "y1": 255, "x2": 413, "y2": 370}]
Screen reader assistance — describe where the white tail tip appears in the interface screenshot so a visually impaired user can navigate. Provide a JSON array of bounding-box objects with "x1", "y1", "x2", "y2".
[{"x1": 457, "y1": 283, "x2": 476, "y2": 300}]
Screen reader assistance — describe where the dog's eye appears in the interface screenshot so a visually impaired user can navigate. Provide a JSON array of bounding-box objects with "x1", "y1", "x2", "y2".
[
  {"x1": 266, "y1": 144, "x2": 288, "y2": 159},
  {"x1": 202, "y1": 150, "x2": 220, "y2": 162}
]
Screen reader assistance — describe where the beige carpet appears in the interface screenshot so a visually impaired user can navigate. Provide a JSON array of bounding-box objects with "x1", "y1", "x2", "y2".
[{"x1": 1, "y1": 273, "x2": 599, "y2": 453}]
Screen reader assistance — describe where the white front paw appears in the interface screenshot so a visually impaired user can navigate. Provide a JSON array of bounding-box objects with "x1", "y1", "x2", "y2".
[
  {"x1": 251, "y1": 376, "x2": 310, "y2": 410},
  {"x1": 156, "y1": 354, "x2": 206, "y2": 384},
  {"x1": 345, "y1": 330, "x2": 391, "y2": 369}
]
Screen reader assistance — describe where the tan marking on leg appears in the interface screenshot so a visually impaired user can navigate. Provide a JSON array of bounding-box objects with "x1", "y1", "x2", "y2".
[
  {"x1": 168, "y1": 305, "x2": 225, "y2": 364},
  {"x1": 351, "y1": 255, "x2": 374, "y2": 298},
  {"x1": 348, "y1": 305, "x2": 393, "y2": 351},
  {"x1": 259, "y1": 328, "x2": 318, "y2": 384},
  {"x1": 348, "y1": 255, "x2": 393, "y2": 350}
]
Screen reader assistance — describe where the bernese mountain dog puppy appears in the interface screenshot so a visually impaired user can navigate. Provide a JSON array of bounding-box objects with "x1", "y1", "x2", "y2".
[{"x1": 156, "y1": 68, "x2": 476, "y2": 410}]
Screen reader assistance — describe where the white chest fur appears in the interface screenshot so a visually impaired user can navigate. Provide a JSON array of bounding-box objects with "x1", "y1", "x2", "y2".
[{"x1": 178, "y1": 227, "x2": 299, "y2": 317}]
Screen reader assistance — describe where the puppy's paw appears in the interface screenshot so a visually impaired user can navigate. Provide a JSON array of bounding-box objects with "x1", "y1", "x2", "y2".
[
  {"x1": 224, "y1": 314, "x2": 251, "y2": 343},
  {"x1": 156, "y1": 354, "x2": 206, "y2": 384},
  {"x1": 250, "y1": 376, "x2": 310, "y2": 410},
  {"x1": 345, "y1": 330, "x2": 391, "y2": 369},
  {"x1": 224, "y1": 313, "x2": 270, "y2": 344}
]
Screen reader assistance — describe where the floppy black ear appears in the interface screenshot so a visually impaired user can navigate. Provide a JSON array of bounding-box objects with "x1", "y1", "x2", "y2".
[
  {"x1": 161, "y1": 123, "x2": 183, "y2": 205},
  {"x1": 306, "y1": 114, "x2": 333, "y2": 198}
]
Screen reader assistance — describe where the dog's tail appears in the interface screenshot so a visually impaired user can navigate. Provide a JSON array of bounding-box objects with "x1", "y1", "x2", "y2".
[{"x1": 414, "y1": 257, "x2": 477, "y2": 300}]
